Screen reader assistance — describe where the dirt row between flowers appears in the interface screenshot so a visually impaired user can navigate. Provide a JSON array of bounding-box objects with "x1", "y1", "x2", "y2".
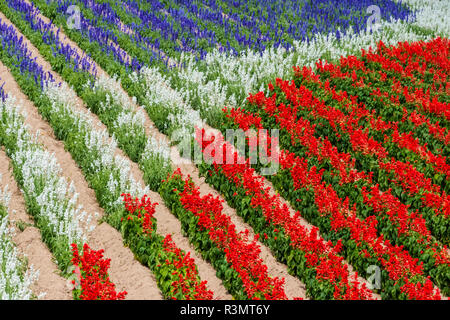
[
  {"x1": 0, "y1": 11, "x2": 229, "y2": 300},
  {"x1": 19, "y1": 6, "x2": 311, "y2": 299}
]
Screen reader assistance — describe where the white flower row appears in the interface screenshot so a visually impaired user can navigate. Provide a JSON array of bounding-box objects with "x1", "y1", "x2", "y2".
[
  {"x1": 131, "y1": 66, "x2": 204, "y2": 138},
  {"x1": 0, "y1": 177, "x2": 39, "y2": 300},
  {"x1": 43, "y1": 81, "x2": 149, "y2": 209},
  {"x1": 87, "y1": 73, "x2": 173, "y2": 178},
  {"x1": 0, "y1": 95, "x2": 92, "y2": 247},
  {"x1": 0, "y1": 178, "x2": 10, "y2": 211},
  {"x1": 88, "y1": 75, "x2": 137, "y2": 113},
  {"x1": 177, "y1": 59, "x2": 238, "y2": 114},
  {"x1": 44, "y1": 82, "x2": 95, "y2": 130},
  {"x1": 141, "y1": 136, "x2": 170, "y2": 164},
  {"x1": 84, "y1": 74, "x2": 174, "y2": 171},
  {"x1": 114, "y1": 110, "x2": 146, "y2": 135}
]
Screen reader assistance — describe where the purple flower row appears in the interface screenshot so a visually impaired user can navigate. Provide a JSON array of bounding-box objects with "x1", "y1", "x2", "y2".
[{"x1": 0, "y1": 17, "x2": 55, "y2": 90}]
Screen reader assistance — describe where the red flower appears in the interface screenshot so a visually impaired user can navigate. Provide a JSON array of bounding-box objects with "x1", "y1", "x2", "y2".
[{"x1": 70, "y1": 243, "x2": 127, "y2": 300}]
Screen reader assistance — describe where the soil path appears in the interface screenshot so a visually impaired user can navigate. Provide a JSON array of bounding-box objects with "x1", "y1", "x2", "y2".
[{"x1": 0, "y1": 11, "x2": 232, "y2": 299}]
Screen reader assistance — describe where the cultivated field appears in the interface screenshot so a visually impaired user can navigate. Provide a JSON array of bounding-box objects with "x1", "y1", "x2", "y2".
[{"x1": 0, "y1": 0, "x2": 448, "y2": 300}]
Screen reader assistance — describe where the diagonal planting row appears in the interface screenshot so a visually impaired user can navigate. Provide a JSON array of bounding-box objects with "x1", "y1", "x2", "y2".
[
  {"x1": 0, "y1": 79, "x2": 41, "y2": 300},
  {"x1": 0, "y1": 15, "x2": 222, "y2": 300},
  {"x1": 0, "y1": 172, "x2": 39, "y2": 299},
  {"x1": 0, "y1": 71, "x2": 77, "y2": 300},
  {"x1": 0, "y1": 5, "x2": 311, "y2": 300}
]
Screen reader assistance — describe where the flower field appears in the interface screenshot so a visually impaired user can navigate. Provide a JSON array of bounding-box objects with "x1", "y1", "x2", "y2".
[{"x1": 0, "y1": 0, "x2": 448, "y2": 300}]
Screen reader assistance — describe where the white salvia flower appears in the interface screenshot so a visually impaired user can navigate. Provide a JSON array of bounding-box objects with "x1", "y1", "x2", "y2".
[
  {"x1": 114, "y1": 109, "x2": 146, "y2": 134},
  {"x1": 142, "y1": 136, "x2": 171, "y2": 163},
  {"x1": 0, "y1": 176, "x2": 10, "y2": 213},
  {"x1": 134, "y1": 66, "x2": 206, "y2": 133},
  {"x1": 44, "y1": 81, "x2": 77, "y2": 108},
  {"x1": 86, "y1": 75, "x2": 153, "y2": 159},
  {"x1": 83, "y1": 129, "x2": 117, "y2": 171},
  {"x1": 0, "y1": 178, "x2": 39, "y2": 300},
  {"x1": 45, "y1": 83, "x2": 94, "y2": 131},
  {"x1": 14, "y1": 148, "x2": 88, "y2": 243},
  {"x1": 0, "y1": 183, "x2": 10, "y2": 213},
  {"x1": 106, "y1": 172, "x2": 119, "y2": 196},
  {"x1": 89, "y1": 74, "x2": 136, "y2": 112}
]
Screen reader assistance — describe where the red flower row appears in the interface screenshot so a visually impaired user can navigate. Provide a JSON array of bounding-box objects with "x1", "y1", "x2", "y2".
[
  {"x1": 223, "y1": 102, "x2": 446, "y2": 298},
  {"x1": 313, "y1": 40, "x2": 449, "y2": 147},
  {"x1": 162, "y1": 234, "x2": 214, "y2": 300},
  {"x1": 363, "y1": 40, "x2": 449, "y2": 94},
  {"x1": 121, "y1": 193, "x2": 214, "y2": 300},
  {"x1": 121, "y1": 193, "x2": 158, "y2": 235},
  {"x1": 293, "y1": 66, "x2": 449, "y2": 178},
  {"x1": 167, "y1": 169, "x2": 288, "y2": 300},
  {"x1": 195, "y1": 128, "x2": 375, "y2": 300},
  {"x1": 295, "y1": 68, "x2": 450, "y2": 217},
  {"x1": 270, "y1": 73, "x2": 449, "y2": 220},
  {"x1": 338, "y1": 39, "x2": 448, "y2": 94},
  {"x1": 391, "y1": 78, "x2": 450, "y2": 124},
  {"x1": 70, "y1": 243, "x2": 127, "y2": 300}
]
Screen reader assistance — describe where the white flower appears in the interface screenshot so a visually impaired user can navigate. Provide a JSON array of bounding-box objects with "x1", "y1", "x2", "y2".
[
  {"x1": 142, "y1": 136, "x2": 171, "y2": 163},
  {"x1": 133, "y1": 66, "x2": 205, "y2": 133}
]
